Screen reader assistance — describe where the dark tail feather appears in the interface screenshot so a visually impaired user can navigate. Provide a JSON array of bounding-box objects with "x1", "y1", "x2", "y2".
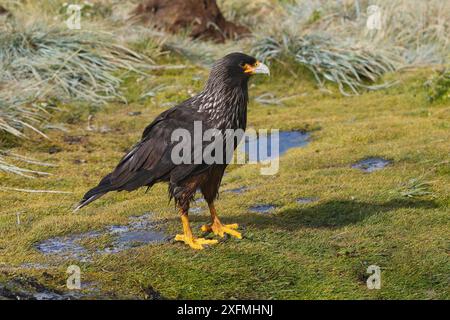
[
  {"x1": 73, "y1": 174, "x2": 114, "y2": 212},
  {"x1": 73, "y1": 192, "x2": 106, "y2": 212}
]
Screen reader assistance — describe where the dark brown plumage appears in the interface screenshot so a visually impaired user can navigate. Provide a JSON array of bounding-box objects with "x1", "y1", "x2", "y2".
[{"x1": 75, "y1": 52, "x2": 269, "y2": 249}]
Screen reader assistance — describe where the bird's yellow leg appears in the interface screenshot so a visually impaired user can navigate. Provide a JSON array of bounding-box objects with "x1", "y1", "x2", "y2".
[
  {"x1": 175, "y1": 210, "x2": 218, "y2": 250},
  {"x1": 201, "y1": 203, "x2": 242, "y2": 239}
]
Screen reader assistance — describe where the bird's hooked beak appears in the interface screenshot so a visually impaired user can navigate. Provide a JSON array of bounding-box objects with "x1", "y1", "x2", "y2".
[{"x1": 244, "y1": 61, "x2": 270, "y2": 76}]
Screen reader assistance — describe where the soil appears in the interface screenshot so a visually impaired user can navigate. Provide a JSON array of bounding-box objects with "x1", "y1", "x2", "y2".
[
  {"x1": 130, "y1": 0, "x2": 250, "y2": 42},
  {"x1": 0, "y1": 5, "x2": 10, "y2": 16}
]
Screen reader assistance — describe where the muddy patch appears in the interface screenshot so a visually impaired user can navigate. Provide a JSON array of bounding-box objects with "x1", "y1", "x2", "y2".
[
  {"x1": 63, "y1": 135, "x2": 87, "y2": 145},
  {"x1": 249, "y1": 204, "x2": 276, "y2": 214},
  {"x1": 352, "y1": 157, "x2": 391, "y2": 173},
  {"x1": 0, "y1": 275, "x2": 99, "y2": 300},
  {"x1": 35, "y1": 213, "x2": 169, "y2": 261},
  {"x1": 0, "y1": 5, "x2": 10, "y2": 16},
  {"x1": 48, "y1": 145, "x2": 62, "y2": 154},
  {"x1": 129, "y1": 0, "x2": 250, "y2": 43},
  {"x1": 73, "y1": 159, "x2": 87, "y2": 165},
  {"x1": 244, "y1": 131, "x2": 310, "y2": 161},
  {"x1": 142, "y1": 285, "x2": 164, "y2": 300}
]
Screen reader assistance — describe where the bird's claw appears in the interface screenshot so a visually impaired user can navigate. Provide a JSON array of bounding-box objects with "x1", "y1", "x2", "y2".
[
  {"x1": 175, "y1": 234, "x2": 218, "y2": 250},
  {"x1": 201, "y1": 222, "x2": 242, "y2": 239}
]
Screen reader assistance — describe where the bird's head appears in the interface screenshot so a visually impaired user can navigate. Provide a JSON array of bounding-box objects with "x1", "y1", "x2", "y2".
[{"x1": 206, "y1": 52, "x2": 270, "y2": 89}]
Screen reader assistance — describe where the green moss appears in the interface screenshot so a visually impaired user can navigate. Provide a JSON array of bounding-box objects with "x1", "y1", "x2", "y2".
[{"x1": 425, "y1": 68, "x2": 450, "y2": 103}]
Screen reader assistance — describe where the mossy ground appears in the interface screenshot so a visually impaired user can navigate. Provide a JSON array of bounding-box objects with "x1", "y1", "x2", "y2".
[{"x1": 0, "y1": 55, "x2": 449, "y2": 299}]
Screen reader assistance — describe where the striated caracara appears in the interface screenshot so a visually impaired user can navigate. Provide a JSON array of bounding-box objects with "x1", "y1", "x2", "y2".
[{"x1": 75, "y1": 53, "x2": 270, "y2": 249}]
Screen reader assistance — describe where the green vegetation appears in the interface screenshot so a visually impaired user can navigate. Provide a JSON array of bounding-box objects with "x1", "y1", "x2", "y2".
[
  {"x1": 0, "y1": 0, "x2": 448, "y2": 300},
  {"x1": 426, "y1": 69, "x2": 450, "y2": 103},
  {"x1": 0, "y1": 58, "x2": 448, "y2": 299}
]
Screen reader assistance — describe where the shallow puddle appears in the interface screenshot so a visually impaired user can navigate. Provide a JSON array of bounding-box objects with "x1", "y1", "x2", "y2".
[
  {"x1": 296, "y1": 197, "x2": 319, "y2": 204},
  {"x1": 224, "y1": 187, "x2": 248, "y2": 194},
  {"x1": 352, "y1": 157, "x2": 391, "y2": 172},
  {"x1": 249, "y1": 204, "x2": 276, "y2": 214},
  {"x1": 35, "y1": 213, "x2": 169, "y2": 261},
  {"x1": 243, "y1": 131, "x2": 310, "y2": 161},
  {"x1": 36, "y1": 231, "x2": 100, "y2": 262},
  {"x1": 101, "y1": 215, "x2": 169, "y2": 254},
  {"x1": 190, "y1": 207, "x2": 203, "y2": 214}
]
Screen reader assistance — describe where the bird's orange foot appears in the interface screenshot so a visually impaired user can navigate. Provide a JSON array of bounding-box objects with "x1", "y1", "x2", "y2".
[
  {"x1": 201, "y1": 222, "x2": 242, "y2": 239},
  {"x1": 174, "y1": 234, "x2": 218, "y2": 250}
]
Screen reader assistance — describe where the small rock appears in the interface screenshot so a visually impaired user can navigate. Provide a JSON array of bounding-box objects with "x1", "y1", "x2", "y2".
[
  {"x1": 128, "y1": 111, "x2": 142, "y2": 116},
  {"x1": 73, "y1": 159, "x2": 87, "y2": 165},
  {"x1": 63, "y1": 136, "x2": 86, "y2": 145},
  {"x1": 48, "y1": 146, "x2": 62, "y2": 154}
]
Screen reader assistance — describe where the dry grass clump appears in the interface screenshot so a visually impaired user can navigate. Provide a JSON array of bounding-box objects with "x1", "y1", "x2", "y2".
[
  {"x1": 0, "y1": 23, "x2": 151, "y2": 105},
  {"x1": 0, "y1": 150, "x2": 54, "y2": 178},
  {"x1": 163, "y1": 34, "x2": 246, "y2": 67},
  {"x1": 0, "y1": 18, "x2": 155, "y2": 176},
  {"x1": 250, "y1": 0, "x2": 449, "y2": 94},
  {"x1": 252, "y1": 33, "x2": 396, "y2": 95}
]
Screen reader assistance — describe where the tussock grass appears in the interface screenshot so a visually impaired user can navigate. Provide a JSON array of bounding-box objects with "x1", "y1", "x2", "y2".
[
  {"x1": 0, "y1": 20, "x2": 155, "y2": 176},
  {"x1": 163, "y1": 35, "x2": 246, "y2": 67},
  {"x1": 248, "y1": 0, "x2": 449, "y2": 94},
  {"x1": 249, "y1": 0, "x2": 450, "y2": 66},
  {"x1": 0, "y1": 23, "x2": 152, "y2": 106},
  {"x1": 252, "y1": 33, "x2": 396, "y2": 95}
]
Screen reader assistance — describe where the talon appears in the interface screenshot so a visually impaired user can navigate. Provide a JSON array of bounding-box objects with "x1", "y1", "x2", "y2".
[
  {"x1": 175, "y1": 234, "x2": 218, "y2": 250},
  {"x1": 196, "y1": 238, "x2": 219, "y2": 245},
  {"x1": 226, "y1": 223, "x2": 239, "y2": 230},
  {"x1": 200, "y1": 224, "x2": 212, "y2": 233},
  {"x1": 201, "y1": 222, "x2": 242, "y2": 239}
]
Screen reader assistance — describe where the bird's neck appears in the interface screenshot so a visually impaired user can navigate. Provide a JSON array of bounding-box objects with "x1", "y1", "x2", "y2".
[{"x1": 195, "y1": 83, "x2": 249, "y2": 130}]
